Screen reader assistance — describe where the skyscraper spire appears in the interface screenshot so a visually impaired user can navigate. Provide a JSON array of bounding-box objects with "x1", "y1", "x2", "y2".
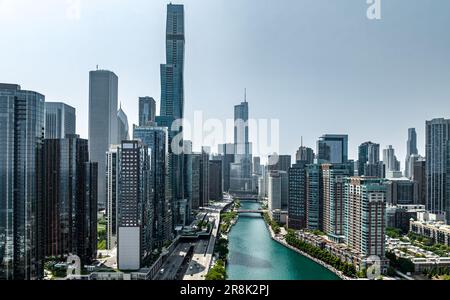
[{"x1": 244, "y1": 88, "x2": 247, "y2": 103}]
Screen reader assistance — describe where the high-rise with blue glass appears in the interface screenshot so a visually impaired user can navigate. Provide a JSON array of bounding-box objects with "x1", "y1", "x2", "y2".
[{"x1": 0, "y1": 83, "x2": 45, "y2": 280}]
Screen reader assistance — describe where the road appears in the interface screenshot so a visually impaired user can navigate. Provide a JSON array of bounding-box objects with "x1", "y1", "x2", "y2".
[
  {"x1": 183, "y1": 198, "x2": 233, "y2": 280},
  {"x1": 153, "y1": 242, "x2": 193, "y2": 280}
]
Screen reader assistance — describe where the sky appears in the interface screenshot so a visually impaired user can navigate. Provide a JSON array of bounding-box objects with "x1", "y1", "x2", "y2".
[{"x1": 1, "y1": 0, "x2": 450, "y2": 168}]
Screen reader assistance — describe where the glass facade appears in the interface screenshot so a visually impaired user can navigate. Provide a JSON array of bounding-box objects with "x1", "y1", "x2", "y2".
[{"x1": 0, "y1": 84, "x2": 45, "y2": 280}]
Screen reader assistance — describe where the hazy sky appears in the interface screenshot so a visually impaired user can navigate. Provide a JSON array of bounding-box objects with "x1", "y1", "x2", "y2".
[{"x1": 1, "y1": 0, "x2": 450, "y2": 168}]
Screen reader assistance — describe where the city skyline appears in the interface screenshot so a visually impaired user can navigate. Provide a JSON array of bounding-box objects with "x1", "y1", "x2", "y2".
[{"x1": 1, "y1": 1, "x2": 450, "y2": 165}]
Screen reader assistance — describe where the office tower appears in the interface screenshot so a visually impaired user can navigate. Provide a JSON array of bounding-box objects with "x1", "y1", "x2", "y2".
[
  {"x1": 268, "y1": 171, "x2": 288, "y2": 211},
  {"x1": 322, "y1": 163, "x2": 353, "y2": 241},
  {"x1": 209, "y1": 160, "x2": 223, "y2": 201},
  {"x1": 344, "y1": 177, "x2": 387, "y2": 265},
  {"x1": 88, "y1": 70, "x2": 119, "y2": 210},
  {"x1": 405, "y1": 128, "x2": 418, "y2": 178},
  {"x1": 288, "y1": 162, "x2": 308, "y2": 230},
  {"x1": 385, "y1": 178, "x2": 418, "y2": 206},
  {"x1": 218, "y1": 143, "x2": 235, "y2": 192},
  {"x1": 383, "y1": 145, "x2": 400, "y2": 173},
  {"x1": 253, "y1": 156, "x2": 262, "y2": 175},
  {"x1": 317, "y1": 134, "x2": 348, "y2": 164},
  {"x1": 43, "y1": 135, "x2": 97, "y2": 265},
  {"x1": 117, "y1": 105, "x2": 130, "y2": 142},
  {"x1": 412, "y1": 156, "x2": 426, "y2": 205},
  {"x1": 268, "y1": 154, "x2": 292, "y2": 172},
  {"x1": 139, "y1": 97, "x2": 156, "y2": 126},
  {"x1": 306, "y1": 164, "x2": 323, "y2": 231},
  {"x1": 106, "y1": 145, "x2": 120, "y2": 250},
  {"x1": 426, "y1": 118, "x2": 450, "y2": 223},
  {"x1": 296, "y1": 146, "x2": 315, "y2": 164},
  {"x1": 117, "y1": 141, "x2": 152, "y2": 271},
  {"x1": 200, "y1": 149, "x2": 210, "y2": 207},
  {"x1": 133, "y1": 125, "x2": 171, "y2": 247},
  {"x1": 44, "y1": 102, "x2": 76, "y2": 139},
  {"x1": 358, "y1": 141, "x2": 381, "y2": 177},
  {"x1": 184, "y1": 153, "x2": 201, "y2": 211},
  {"x1": 0, "y1": 84, "x2": 45, "y2": 280}
]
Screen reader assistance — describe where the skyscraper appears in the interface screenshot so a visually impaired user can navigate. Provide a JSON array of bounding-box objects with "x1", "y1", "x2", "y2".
[
  {"x1": 344, "y1": 177, "x2": 387, "y2": 270},
  {"x1": 43, "y1": 135, "x2": 98, "y2": 265},
  {"x1": 426, "y1": 118, "x2": 450, "y2": 223},
  {"x1": 412, "y1": 155, "x2": 426, "y2": 205},
  {"x1": 306, "y1": 164, "x2": 323, "y2": 231},
  {"x1": 218, "y1": 143, "x2": 235, "y2": 192},
  {"x1": 296, "y1": 146, "x2": 315, "y2": 164},
  {"x1": 358, "y1": 141, "x2": 382, "y2": 177},
  {"x1": 209, "y1": 160, "x2": 223, "y2": 201},
  {"x1": 232, "y1": 97, "x2": 252, "y2": 191},
  {"x1": 117, "y1": 105, "x2": 130, "y2": 142},
  {"x1": 88, "y1": 70, "x2": 119, "y2": 209},
  {"x1": 317, "y1": 134, "x2": 348, "y2": 164},
  {"x1": 133, "y1": 125, "x2": 171, "y2": 247},
  {"x1": 159, "y1": 4, "x2": 186, "y2": 209},
  {"x1": 44, "y1": 102, "x2": 76, "y2": 139},
  {"x1": 268, "y1": 154, "x2": 292, "y2": 173},
  {"x1": 405, "y1": 128, "x2": 418, "y2": 178},
  {"x1": 0, "y1": 83, "x2": 45, "y2": 280},
  {"x1": 139, "y1": 97, "x2": 156, "y2": 126},
  {"x1": 383, "y1": 145, "x2": 400, "y2": 173},
  {"x1": 117, "y1": 141, "x2": 152, "y2": 271},
  {"x1": 268, "y1": 171, "x2": 288, "y2": 212},
  {"x1": 322, "y1": 163, "x2": 353, "y2": 241},
  {"x1": 288, "y1": 162, "x2": 308, "y2": 230},
  {"x1": 184, "y1": 152, "x2": 201, "y2": 211},
  {"x1": 106, "y1": 145, "x2": 120, "y2": 250}
]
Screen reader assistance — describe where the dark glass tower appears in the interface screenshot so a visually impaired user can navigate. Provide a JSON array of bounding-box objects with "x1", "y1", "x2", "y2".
[
  {"x1": 0, "y1": 83, "x2": 45, "y2": 280},
  {"x1": 43, "y1": 135, "x2": 97, "y2": 265}
]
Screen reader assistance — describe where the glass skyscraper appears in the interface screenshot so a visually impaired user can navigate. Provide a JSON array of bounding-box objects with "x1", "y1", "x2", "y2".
[
  {"x1": 139, "y1": 97, "x2": 156, "y2": 126},
  {"x1": 317, "y1": 134, "x2": 348, "y2": 164},
  {"x1": 160, "y1": 4, "x2": 185, "y2": 209},
  {"x1": 44, "y1": 102, "x2": 76, "y2": 139},
  {"x1": 426, "y1": 118, "x2": 450, "y2": 223},
  {"x1": 0, "y1": 83, "x2": 45, "y2": 280}
]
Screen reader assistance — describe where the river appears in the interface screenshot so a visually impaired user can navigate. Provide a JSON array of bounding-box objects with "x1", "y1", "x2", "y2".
[{"x1": 226, "y1": 201, "x2": 340, "y2": 280}]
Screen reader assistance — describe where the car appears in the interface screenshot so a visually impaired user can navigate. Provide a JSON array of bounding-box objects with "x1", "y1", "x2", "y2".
[{"x1": 160, "y1": 268, "x2": 165, "y2": 274}]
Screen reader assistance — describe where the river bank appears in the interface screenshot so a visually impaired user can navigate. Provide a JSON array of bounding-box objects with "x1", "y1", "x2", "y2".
[{"x1": 263, "y1": 218, "x2": 352, "y2": 280}]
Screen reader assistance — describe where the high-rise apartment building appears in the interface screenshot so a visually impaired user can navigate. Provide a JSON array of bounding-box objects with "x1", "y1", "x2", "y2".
[
  {"x1": 426, "y1": 118, "x2": 450, "y2": 223},
  {"x1": 268, "y1": 171, "x2": 288, "y2": 211},
  {"x1": 412, "y1": 156, "x2": 426, "y2": 205},
  {"x1": 383, "y1": 145, "x2": 400, "y2": 173},
  {"x1": 296, "y1": 146, "x2": 315, "y2": 164},
  {"x1": 344, "y1": 177, "x2": 387, "y2": 262},
  {"x1": 88, "y1": 70, "x2": 119, "y2": 209},
  {"x1": 288, "y1": 162, "x2": 308, "y2": 230},
  {"x1": 322, "y1": 163, "x2": 353, "y2": 241},
  {"x1": 44, "y1": 102, "x2": 76, "y2": 139},
  {"x1": 117, "y1": 141, "x2": 152, "y2": 271}
]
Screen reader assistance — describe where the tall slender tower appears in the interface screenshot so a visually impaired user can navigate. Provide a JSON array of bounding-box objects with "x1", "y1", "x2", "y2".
[{"x1": 159, "y1": 4, "x2": 185, "y2": 208}]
